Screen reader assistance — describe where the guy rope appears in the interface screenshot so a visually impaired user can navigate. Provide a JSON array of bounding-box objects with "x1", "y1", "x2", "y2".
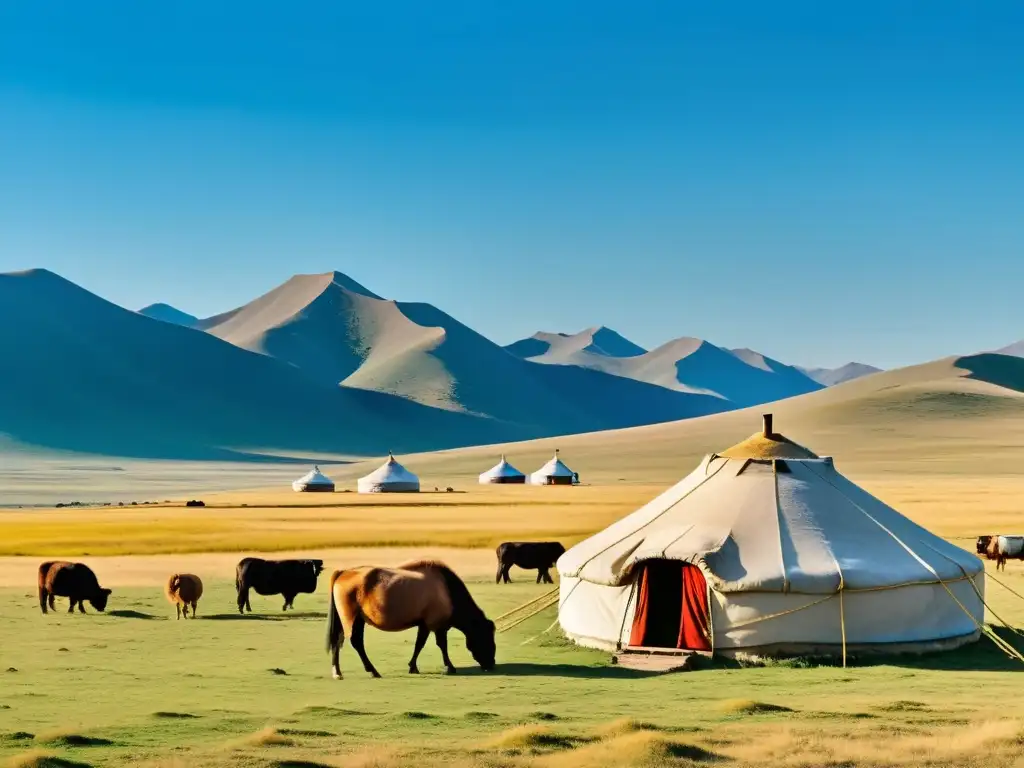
[{"x1": 494, "y1": 588, "x2": 559, "y2": 634}]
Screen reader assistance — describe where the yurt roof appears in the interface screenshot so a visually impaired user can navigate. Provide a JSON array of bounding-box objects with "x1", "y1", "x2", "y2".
[
  {"x1": 480, "y1": 455, "x2": 525, "y2": 478},
  {"x1": 718, "y1": 413, "x2": 818, "y2": 460},
  {"x1": 558, "y1": 418, "x2": 980, "y2": 595},
  {"x1": 533, "y1": 451, "x2": 574, "y2": 476},
  {"x1": 359, "y1": 453, "x2": 419, "y2": 484},
  {"x1": 294, "y1": 465, "x2": 334, "y2": 486}
]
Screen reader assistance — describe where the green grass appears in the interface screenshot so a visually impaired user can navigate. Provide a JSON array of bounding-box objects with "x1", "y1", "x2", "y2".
[{"x1": 3, "y1": 576, "x2": 1024, "y2": 767}]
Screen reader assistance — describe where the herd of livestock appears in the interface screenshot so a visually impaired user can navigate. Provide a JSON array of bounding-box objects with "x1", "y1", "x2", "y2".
[{"x1": 34, "y1": 542, "x2": 566, "y2": 677}]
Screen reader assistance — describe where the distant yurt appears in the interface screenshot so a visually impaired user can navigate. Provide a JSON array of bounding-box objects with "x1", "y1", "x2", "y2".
[
  {"x1": 357, "y1": 453, "x2": 420, "y2": 494},
  {"x1": 292, "y1": 465, "x2": 335, "y2": 493},
  {"x1": 556, "y1": 414, "x2": 985, "y2": 660},
  {"x1": 530, "y1": 450, "x2": 576, "y2": 486},
  {"x1": 479, "y1": 455, "x2": 526, "y2": 485}
]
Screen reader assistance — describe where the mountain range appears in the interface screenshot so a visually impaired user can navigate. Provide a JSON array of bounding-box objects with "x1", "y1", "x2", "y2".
[{"x1": 0, "y1": 268, "x2": 888, "y2": 461}]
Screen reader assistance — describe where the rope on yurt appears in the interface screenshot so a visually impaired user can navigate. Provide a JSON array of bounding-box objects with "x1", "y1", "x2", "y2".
[
  {"x1": 723, "y1": 593, "x2": 836, "y2": 631},
  {"x1": 839, "y1": 581, "x2": 847, "y2": 669},
  {"x1": 800, "y1": 462, "x2": 1024, "y2": 664},
  {"x1": 772, "y1": 461, "x2": 790, "y2": 594},
  {"x1": 519, "y1": 617, "x2": 562, "y2": 647}
]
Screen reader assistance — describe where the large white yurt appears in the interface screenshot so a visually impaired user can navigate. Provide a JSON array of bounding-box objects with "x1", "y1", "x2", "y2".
[
  {"x1": 357, "y1": 453, "x2": 420, "y2": 493},
  {"x1": 557, "y1": 415, "x2": 984, "y2": 660},
  {"x1": 292, "y1": 465, "x2": 335, "y2": 493},
  {"x1": 479, "y1": 455, "x2": 526, "y2": 485},
  {"x1": 530, "y1": 450, "x2": 576, "y2": 486}
]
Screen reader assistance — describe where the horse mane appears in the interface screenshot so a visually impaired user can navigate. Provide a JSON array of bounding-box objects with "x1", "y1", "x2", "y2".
[{"x1": 401, "y1": 559, "x2": 489, "y2": 630}]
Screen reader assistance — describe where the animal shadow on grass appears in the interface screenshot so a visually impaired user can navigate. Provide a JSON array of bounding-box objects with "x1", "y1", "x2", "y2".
[
  {"x1": 203, "y1": 612, "x2": 325, "y2": 622},
  {"x1": 107, "y1": 610, "x2": 161, "y2": 620},
  {"x1": 489, "y1": 663, "x2": 661, "y2": 680}
]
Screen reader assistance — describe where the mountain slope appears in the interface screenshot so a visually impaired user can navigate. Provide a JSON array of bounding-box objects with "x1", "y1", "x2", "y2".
[
  {"x1": 138, "y1": 303, "x2": 198, "y2": 327},
  {"x1": 506, "y1": 327, "x2": 647, "y2": 360},
  {"x1": 512, "y1": 330, "x2": 822, "y2": 406},
  {"x1": 0, "y1": 269, "x2": 511, "y2": 460},
  {"x1": 385, "y1": 352, "x2": 1024, "y2": 485},
  {"x1": 202, "y1": 273, "x2": 728, "y2": 431},
  {"x1": 996, "y1": 339, "x2": 1024, "y2": 358},
  {"x1": 797, "y1": 362, "x2": 882, "y2": 386}
]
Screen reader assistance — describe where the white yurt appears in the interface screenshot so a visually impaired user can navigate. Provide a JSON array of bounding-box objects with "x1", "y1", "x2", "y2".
[
  {"x1": 357, "y1": 453, "x2": 420, "y2": 494},
  {"x1": 479, "y1": 455, "x2": 526, "y2": 485},
  {"x1": 530, "y1": 450, "x2": 576, "y2": 486},
  {"x1": 556, "y1": 415, "x2": 985, "y2": 661},
  {"x1": 292, "y1": 465, "x2": 335, "y2": 493}
]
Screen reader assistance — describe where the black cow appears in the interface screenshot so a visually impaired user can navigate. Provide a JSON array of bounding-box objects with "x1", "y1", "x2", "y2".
[
  {"x1": 496, "y1": 542, "x2": 566, "y2": 584},
  {"x1": 38, "y1": 561, "x2": 112, "y2": 614},
  {"x1": 235, "y1": 558, "x2": 324, "y2": 613}
]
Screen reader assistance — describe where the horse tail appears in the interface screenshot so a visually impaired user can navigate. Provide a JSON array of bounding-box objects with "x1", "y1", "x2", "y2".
[
  {"x1": 326, "y1": 570, "x2": 344, "y2": 654},
  {"x1": 38, "y1": 562, "x2": 54, "y2": 614}
]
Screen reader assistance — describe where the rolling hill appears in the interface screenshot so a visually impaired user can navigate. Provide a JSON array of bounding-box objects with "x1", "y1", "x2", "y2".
[
  {"x1": 0, "y1": 269, "x2": 515, "y2": 460},
  {"x1": 199, "y1": 272, "x2": 728, "y2": 432},
  {"x1": 138, "y1": 303, "x2": 198, "y2": 327},
  {"x1": 508, "y1": 330, "x2": 823, "y2": 406},
  {"x1": 797, "y1": 361, "x2": 882, "y2": 386},
  {"x1": 372, "y1": 352, "x2": 1024, "y2": 485}
]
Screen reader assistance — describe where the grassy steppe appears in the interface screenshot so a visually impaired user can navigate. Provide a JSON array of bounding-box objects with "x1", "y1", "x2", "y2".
[{"x1": 2, "y1": 576, "x2": 1024, "y2": 768}]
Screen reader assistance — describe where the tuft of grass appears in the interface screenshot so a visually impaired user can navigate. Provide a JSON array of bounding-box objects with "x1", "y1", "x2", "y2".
[
  {"x1": 395, "y1": 711, "x2": 436, "y2": 721},
  {"x1": 232, "y1": 728, "x2": 295, "y2": 748},
  {"x1": 34, "y1": 733, "x2": 114, "y2": 748},
  {"x1": 1, "y1": 732, "x2": 36, "y2": 742},
  {"x1": 463, "y1": 711, "x2": 500, "y2": 721},
  {"x1": 483, "y1": 725, "x2": 578, "y2": 752},
  {"x1": 151, "y1": 712, "x2": 200, "y2": 720},
  {"x1": 592, "y1": 718, "x2": 662, "y2": 738},
  {"x1": 276, "y1": 728, "x2": 336, "y2": 738},
  {"x1": 528, "y1": 712, "x2": 561, "y2": 722},
  {"x1": 270, "y1": 762, "x2": 337, "y2": 768},
  {"x1": 540, "y1": 731, "x2": 721, "y2": 768},
  {"x1": 4, "y1": 751, "x2": 95, "y2": 768},
  {"x1": 298, "y1": 706, "x2": 373, "y2": 717},
  {"x1": 268, "y1": 668, "x2": 288, "y2": 676},
  {"x1": 716, "y1": 699, "x2": 794, "y2": 716},
  {"x1": 874, "y1": 700, "x2": 930, "y2": 713}
]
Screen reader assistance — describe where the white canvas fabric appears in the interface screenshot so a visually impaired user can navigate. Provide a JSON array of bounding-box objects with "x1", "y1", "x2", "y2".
[
  {"x1": 557, "y1": 449, "x2": 985, "y2": 656},
  {"x1": 357, "y1": 454, "x2": 420, "y2": 493},
  {"x1": 479, "y1": 455, "x2": 526, "y2": 484},
  {"x1": 292, "y1": 465, "x2": 335, "y2": 492},
  {"x1": 529, "y1": 452, "x2": 575, "y2": 485}
]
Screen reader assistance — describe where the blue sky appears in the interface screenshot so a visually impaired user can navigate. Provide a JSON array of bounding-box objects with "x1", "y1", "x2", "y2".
[{"x1": 1, "y1": 1, "x2": 1022, "y2": 369}]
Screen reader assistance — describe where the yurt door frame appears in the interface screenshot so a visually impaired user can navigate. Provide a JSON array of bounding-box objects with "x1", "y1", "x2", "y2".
[{"x1": 627, "y1": 559, "x2": 712, "y2": 652}]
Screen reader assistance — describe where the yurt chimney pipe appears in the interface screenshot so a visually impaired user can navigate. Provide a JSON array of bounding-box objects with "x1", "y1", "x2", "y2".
[{"x1": 763, "y1": 413, "x2": 773, "y2": 438}]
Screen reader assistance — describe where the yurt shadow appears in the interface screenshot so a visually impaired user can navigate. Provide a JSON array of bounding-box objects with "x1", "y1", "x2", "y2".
[{"x1": 485, "y1": 662, "x2": 663, "y2": 680}]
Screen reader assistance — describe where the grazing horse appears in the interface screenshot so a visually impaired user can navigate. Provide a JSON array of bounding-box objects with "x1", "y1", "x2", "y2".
[
  {"x1": 496, "y1": 541, "x2": 565, "y2": 584},
  {"x1": 165, "y1": 573, "x2": 204, "y2": 619},
  {"x1": 236, "y1": 558, "x2": 324, "y2": 613},
  {"x1": 326, "y1": 560, "x2": 496, "y2": 680},
  {"x1": 38, "y1": 561, "x2": 112, "y2": 614}
]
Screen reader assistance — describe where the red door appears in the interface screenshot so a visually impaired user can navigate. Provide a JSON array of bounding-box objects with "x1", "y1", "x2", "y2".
[{"x1": 629, "y1": 560, "x2": 711, "y2": 651}]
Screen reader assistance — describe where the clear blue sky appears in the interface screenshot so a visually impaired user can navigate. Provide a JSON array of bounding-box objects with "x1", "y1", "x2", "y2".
[{"x1": 1, "y1": 1, "x2": 1022, "y2": 369}]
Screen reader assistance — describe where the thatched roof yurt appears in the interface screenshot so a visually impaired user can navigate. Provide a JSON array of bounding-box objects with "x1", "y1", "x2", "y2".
[
  {"x1": 529, "y1": 450, "x2": 576, "y2": 486},
  {"x1": 357, "y1": 453, "x2": 420, "y2": 494},
  {"x1": 556, "y1": 414, "x2": 984, "y2": 661},
  {"x1": 479, "y1": 455, "x2": 526, "y2": 485},
  {"x1": 292, "y1": 465, "x2": 335, "y2": 493}
]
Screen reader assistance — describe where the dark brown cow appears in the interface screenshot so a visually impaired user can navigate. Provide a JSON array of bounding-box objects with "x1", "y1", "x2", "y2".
[
  {"x1": 496, "y1": 542, "x2": 565, "y2": 584},
  {"x1": 236, "y1": 557, "x2": 324, "y2": 613},
  {"x1": 38, "y1": 561, "x2": 112, "y2": 614}
]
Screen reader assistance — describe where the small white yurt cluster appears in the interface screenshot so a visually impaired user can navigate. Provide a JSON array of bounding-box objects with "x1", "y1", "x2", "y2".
[
  {"x1": 556, "y1": 415, "x2": 985, "y2": 661},
  {"x1": 357, "y1": 453, "x2": 420, "y2": 494},
  {"x1": 292, "y1": 465, "x2": 335, "y2": 493},
  {"x1": 479, "y1": 455, "x2": 526, "y2": 484},
  {"x1": 529, "y1": 450, "x2": 576, "y2": 486}
]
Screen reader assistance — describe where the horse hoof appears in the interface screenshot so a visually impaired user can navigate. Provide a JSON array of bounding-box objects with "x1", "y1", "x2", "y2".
[
  {"x1": 446, "y1": 667, "x2": 458, "y2": 675},
  {"x1": 371, "y1": 672, "x2": 382, "y2": 679},
  {"x1": 332, "y1": 670, "x2": 343, "y2": 680},
  {"x1": 409, "y1": 667, "x2": 419, "y2": 674}
]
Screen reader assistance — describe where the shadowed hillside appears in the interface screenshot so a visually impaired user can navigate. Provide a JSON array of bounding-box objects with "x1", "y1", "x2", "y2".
[
  {"x1": 797, "y1": 361, "x2": 882, "y2": 386},
  {"x1": 0, "y1": 270, "x2": 515, "y2": 460},
  {"x1": 138, "y1": 303, "x2": 198, "y2": 327},
  {"x1": 201, "y1": 272, "x2": 728, "y2": 431}
]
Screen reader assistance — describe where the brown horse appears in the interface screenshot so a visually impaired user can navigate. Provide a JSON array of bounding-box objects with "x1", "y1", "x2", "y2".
[
  {"x1": 326, "y1": 560, "x2": 496, "y2": 680},
  {"x1": 38, "y1": 561, "x2": 112, "y2": 614}
]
